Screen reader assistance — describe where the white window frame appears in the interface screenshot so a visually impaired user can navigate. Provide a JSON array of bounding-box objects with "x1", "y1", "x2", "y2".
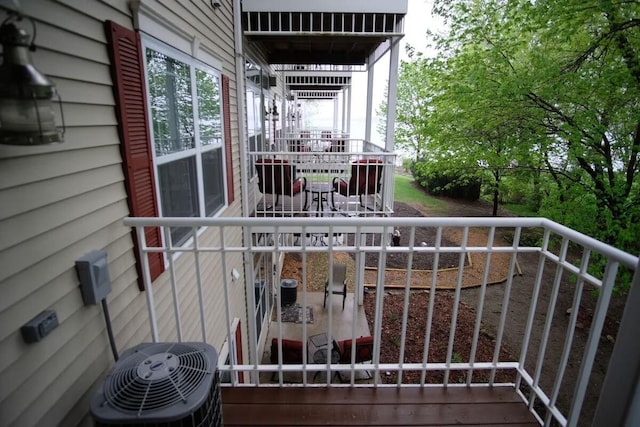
[{"x1": 141, "y1": 36, "x2": 227, "y2": 249}]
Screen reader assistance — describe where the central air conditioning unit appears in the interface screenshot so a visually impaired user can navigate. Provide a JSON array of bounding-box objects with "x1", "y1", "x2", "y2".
[{"x1": 91, "y1": 342, "x2": 222, "y2": 427}]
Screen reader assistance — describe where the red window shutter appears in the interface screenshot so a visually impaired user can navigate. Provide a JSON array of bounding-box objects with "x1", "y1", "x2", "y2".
[
  {"x1": 222, "y1": 74, "x2": 235, "y2": 204},
  {"x1": 105, "y1": 21, "x2": 164, "y2": 290}
]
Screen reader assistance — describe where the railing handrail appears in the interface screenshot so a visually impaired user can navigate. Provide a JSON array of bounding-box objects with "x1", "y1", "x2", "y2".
[{"x1": 124, "y1": 216, "x2": 637, "y2": 269}]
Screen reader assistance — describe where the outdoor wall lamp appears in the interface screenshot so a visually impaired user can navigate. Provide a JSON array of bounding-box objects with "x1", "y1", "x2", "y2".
[
  {"x1": 266, "y1": 99, "x2": 279, "y2": 122},
  {"x1": 0, "y1": 12, "x2": 65, "y2": 145}
]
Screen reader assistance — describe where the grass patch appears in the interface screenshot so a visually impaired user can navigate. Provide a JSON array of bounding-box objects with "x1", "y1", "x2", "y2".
[
  {"x1": 503, "y1": 203, "x2": 540, "y2": 217},
  {"x1": 303, "y1": 173, "x2": 332, "y2": 182},
  {"x1": 394, "y1": 175, "x2": 446, "y2": 211}
]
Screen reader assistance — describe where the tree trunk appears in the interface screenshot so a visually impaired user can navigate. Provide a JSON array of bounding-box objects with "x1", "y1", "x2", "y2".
[{"x1": 492, "y1": 169, "x2": 500, "y2": 217}]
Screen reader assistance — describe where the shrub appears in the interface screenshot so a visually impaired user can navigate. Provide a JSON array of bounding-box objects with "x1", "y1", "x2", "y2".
[{"x1": 413, "y1": 163, "x2": 481, "y2": 201}]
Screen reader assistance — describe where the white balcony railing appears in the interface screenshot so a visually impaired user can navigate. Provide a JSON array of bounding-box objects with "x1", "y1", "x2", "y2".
[
  {"x1": 250, "y1": 137, "x2": 395, "y2": 217},
  {"x1": 123, "y1": 216, "x2": 638, "y2": 426},
  {"x1": 277, "y1": 64, "x2": 367, "y2": 72}
]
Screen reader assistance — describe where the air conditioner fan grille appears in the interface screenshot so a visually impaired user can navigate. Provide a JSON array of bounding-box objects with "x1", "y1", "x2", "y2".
[{"x1": 103, "y1": 343, "x2": 211, "y2": 413}]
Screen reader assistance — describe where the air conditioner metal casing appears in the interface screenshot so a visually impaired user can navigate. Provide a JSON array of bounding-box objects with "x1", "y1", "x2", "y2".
[{"x1": 91, "y1": 342, "x2": 222, "y2": 426}]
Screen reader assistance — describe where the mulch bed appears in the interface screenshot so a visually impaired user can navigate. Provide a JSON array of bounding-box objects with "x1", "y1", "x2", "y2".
[
  {"x1": 345, "y1": 202, "x2": 466, "y2": 270},
  {"x1": 363, "y1": 290, "x2": 516, "y2": 384}
]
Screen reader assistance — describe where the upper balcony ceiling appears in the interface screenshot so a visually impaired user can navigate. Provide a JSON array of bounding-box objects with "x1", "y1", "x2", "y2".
[{"x1": 241, "y1": 0, "x2": 407, "y2": 65}]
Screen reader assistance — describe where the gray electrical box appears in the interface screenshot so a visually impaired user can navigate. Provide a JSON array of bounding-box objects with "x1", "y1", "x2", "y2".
[
  {"x1": 76, "y1": 249, "x2": 112, "y2": 305},
  {"x1": 21, "y1": 309, "x2": 58, "y2": 343}
]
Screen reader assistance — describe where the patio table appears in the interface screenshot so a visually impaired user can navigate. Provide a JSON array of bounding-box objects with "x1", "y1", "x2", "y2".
[{"x1": 305, "y1": 183, "x2": 334, "y2": 215}]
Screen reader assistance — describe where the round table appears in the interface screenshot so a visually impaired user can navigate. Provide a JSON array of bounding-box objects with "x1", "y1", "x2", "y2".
[{"x1": 305, "y1": 183, "x2": 334, "y2": 215}]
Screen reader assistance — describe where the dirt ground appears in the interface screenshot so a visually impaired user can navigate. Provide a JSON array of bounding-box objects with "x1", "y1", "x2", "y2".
[{"x1": 280, "y1": 183, "x2": 628, "y2": 424}]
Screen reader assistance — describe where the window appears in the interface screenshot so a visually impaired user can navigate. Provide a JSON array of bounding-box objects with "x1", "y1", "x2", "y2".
[{"x1": 144, "y1": 40, "x2": 225, "y2": 245}]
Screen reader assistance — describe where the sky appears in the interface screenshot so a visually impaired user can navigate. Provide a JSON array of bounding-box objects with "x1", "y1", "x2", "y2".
[{"x1": 305, "y1": 0, "x2": 444, "y2": 146}]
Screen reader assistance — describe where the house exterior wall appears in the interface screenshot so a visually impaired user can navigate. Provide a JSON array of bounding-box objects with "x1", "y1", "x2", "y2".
[{"x1": 0, "y1": 1, "x2": 247, "y2": 426}]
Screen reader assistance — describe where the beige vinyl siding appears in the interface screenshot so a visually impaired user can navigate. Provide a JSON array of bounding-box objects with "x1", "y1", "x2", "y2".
[
  {"x1": 0, "y1": 163, "x2": 124, "y2": 220},
  {"x1": 0, "y1": 144, "x2": 122, "y2": 187},
  {"x1": 0, "y1": 0, "x2": 246, "y2": 426},
  {"x1": 1, "y1": 183, "x2": 126, "y2": 252},
  {"x1": 0, "y1": 2, "x2": 109, "y2": 426},
  {"x1": 0, "y1": 220, "x2": 130, "y2": 321}
]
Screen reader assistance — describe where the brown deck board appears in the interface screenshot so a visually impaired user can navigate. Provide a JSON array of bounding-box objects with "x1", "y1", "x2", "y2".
[{"x1": 221, "y1": 386, "x2": 539, "y2": 426}]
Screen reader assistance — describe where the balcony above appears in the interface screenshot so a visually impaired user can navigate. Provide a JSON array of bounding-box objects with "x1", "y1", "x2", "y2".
[
  {"x1": 250, "y1": 134, "x2": 395, "y2": 218},
  {"x1": 292, "y1": 90, "x2": 342, "y2": 100},
  {"x1": 241, "y1": 0, "x2": 407, "y2": 65},
  {"x1": 286, "y1": 74, "x2": 351, "y2": 92}
]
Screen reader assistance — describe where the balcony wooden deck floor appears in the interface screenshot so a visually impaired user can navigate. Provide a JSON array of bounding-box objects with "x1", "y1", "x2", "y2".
[{"x1": 221, "y1": 386, "x2": 538, "y2": 426}]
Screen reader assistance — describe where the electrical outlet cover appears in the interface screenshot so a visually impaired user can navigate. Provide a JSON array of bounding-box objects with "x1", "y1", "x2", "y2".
[{"x1": 76, "y1": 250, "x2": 112, "y2": 305}]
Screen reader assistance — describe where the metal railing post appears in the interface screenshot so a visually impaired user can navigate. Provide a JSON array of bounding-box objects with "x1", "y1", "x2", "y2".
[{"x1": 591, "y1": 256, "x2": 640, "y2": 427}]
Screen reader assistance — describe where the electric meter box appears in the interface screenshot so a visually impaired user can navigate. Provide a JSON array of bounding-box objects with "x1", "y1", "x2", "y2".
[{"x1": 76, "y1": 249, "x2": 112, "y2": 305}]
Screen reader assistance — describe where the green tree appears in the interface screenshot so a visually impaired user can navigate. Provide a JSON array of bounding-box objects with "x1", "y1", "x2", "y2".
[
  {"x1": 379, "y1": 46, "x2": 434, "y2": 161},
  {"x1": 391, "y1": 0, "x2": 640, "y2": 253}
]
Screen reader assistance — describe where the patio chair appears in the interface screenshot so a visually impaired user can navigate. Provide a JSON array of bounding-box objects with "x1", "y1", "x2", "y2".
[
  {"x1": 323, "y1": 263, "x2": 347, "y2": 310},
  {"x1": 335, "y1": 336, "x2": 374, "y2": 380},
  {"x1": 270, "y1": 338, "x2": 304, "y2": 381},
  {"x1": 289, "y1": 139, "x2": 310, "y2": 152},
  {"x1": 331, "y1": 159, "x2": 384, "y2": 211},
  {"x1": 255, "y1": 159, "x2": 307, "y2": 210}
]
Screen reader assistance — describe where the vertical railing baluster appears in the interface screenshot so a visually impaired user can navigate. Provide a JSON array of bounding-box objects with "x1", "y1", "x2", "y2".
[
  {"x1": 529, "y1": 236, "x2": 570, "y2": 412},
  {"x1": 274, "y1": 225, "x2": 285, "y2": 384},
  {"x1": 420, "y1": 226, "x2": 442, "y2": 385},
  {"x1": 517, "y1": 227, "x2": 550, "y2": 402},
  {"x1": 300, "y1": 224, "x2": 309, "y2": 385},
  {"x1": 136, "y1": 225, "x2": 159, "y2": 342},
  {"x1": 244, "y1": 229, "x2": 259, "y2": 384},
  {"x1": 372, "y1": 227, "x2": 390, "y2": 385},
  {"x1": 325, "y1": 231, "x2": 334, "y2": 384},
  {"x1": 444, "y1": 226, "x2": 468, "y2": 386},
  {"x1": 397, "y1": 226, "x2": 416, "y2": 385},
  {"x1": 467, "y1": 226, "x2": 495, "y2": 385},
  {"x1": 165, "y1": 225, "x2": 182, "y2": 341},
  {"x1": 566, "y1": 258, "x2": 619, "y2": 427},
  {"x1": 545, "y1": 249, "x2": 591, "y2": 425},
  {"x1": 192, "y1": 226, "x2": 208, "y2": 343},
  {"x1": 490, "y1": 226, "x2": 521, "y2": 384},
  {"x1": 219, "y1": 225, "x2": 238, "y2": 384},
  {"x1": 348, "y1": 224, "x2": 365, "y2": 384}
]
